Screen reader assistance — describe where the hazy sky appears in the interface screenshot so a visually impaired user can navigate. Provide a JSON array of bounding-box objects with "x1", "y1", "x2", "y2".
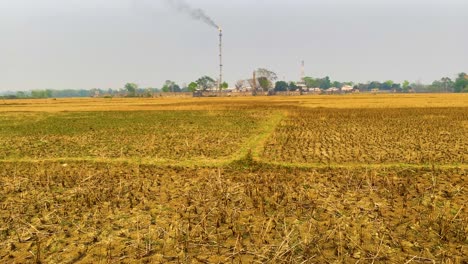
[{"x1": 1, "y1": 0, "x2": 467, "y2": 91}]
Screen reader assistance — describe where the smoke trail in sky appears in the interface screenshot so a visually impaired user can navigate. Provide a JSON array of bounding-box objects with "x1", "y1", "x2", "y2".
[{"x1": 164, "y1": 0, "x2": 218, "y2": 28}]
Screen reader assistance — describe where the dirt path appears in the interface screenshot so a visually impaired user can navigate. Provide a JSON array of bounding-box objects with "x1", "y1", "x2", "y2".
[{"x1": 1, "y1": 157, "x2": 466, "y2": 170}]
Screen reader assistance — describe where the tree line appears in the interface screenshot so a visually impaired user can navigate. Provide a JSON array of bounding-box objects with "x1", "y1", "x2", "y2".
[
  {"x1": 1, "y1": 72, "x2": 467, "y2": 99},
  {"x1": 273, "y1": 72, "x2": 467, "y2": 93},
  {"x1": 0, "y1": 75, "x2": 229, "y2": 99}
]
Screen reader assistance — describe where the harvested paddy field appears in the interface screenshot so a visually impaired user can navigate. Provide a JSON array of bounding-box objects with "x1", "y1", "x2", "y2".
[{"x1": 0, "y1": 94, "x2": 467, "y2": 263}]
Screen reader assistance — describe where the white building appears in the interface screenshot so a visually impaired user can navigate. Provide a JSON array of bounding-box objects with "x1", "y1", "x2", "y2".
[{"x1": 341, "y1": 85, "x2": 354, "y2": 92}]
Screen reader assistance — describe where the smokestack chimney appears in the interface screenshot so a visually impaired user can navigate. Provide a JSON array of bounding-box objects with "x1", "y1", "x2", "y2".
[{"x1": 218, "y1": 27, "x2": 223, "y2": 91}]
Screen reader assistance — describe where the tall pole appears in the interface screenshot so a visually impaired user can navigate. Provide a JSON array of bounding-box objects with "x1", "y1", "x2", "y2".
[
  {"x1": 301, "y1": 60, "x2": 305, "y2": 82},
  {"x1": 300, "y1": 60, "x2": 305, "y2": 95},
  {"x1": 218, "y1": 27, "x2": 223, "y2": 91},
  {"x1": 252, "y1": 70, "x2": 257, "y2": 96}
]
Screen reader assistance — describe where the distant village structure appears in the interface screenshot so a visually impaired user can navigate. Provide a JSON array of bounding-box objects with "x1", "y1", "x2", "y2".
[
  {"x1": 2, "y1": 62, "x2": 465, "y2": 100},
  {"x1": 296, "y1": 61, "x2": 308, "y2": 94}
]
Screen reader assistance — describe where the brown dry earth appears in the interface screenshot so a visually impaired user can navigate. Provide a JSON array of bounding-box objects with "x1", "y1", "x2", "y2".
[
  {"x1": 0, "y1": 162, "x2": 466, "y2": 263},
  {"x1": 0, "y1": 95, "x2": 467, "y2": 263}
]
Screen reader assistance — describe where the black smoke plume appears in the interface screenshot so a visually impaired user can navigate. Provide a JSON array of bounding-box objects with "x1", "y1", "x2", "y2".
[{"x1": 165, "y1": 0, "x2": 218, "y2": 28}]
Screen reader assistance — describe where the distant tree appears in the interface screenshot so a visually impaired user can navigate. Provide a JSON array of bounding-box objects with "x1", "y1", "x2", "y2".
[
  {"x1": 31, "y1": 90, "x2": 48, "y2": 98},
  {"x1": 332, "y1": 81, "x2": 343, "y2": 89},
  {"x1": 429, "y1": 80, "x2": 445, "y2": 93},
  {"x1": 454, "y1": 73, "x2": 468, "y2": 93},
  {"x1": 304, "y1": 77, "x2": 319, "y2": 88},
  {"x1": 319, "y1": 76, "x2": 331, "y2": 89},
  {"x1": 256, "y1": 68, "x2": 277, "y2": 81},
  {"x1": 257, "y1": 77, "x2": 271, "y2": 91},
  {"x1": 79, "y1": 90, "x2": 90, "y2": 97},
  {"x1": 125, "y1": 83, "x2": 138, "y2": 97},
  {"x1": 196, "y1": 76, "x2": 216, "y2": 91},
  {"x1": 382, "y1": 80, "x2": 394, "y2": 90},
  {"x1": 440, "y1": 77, "x2": 453, "y2": 92},
  {"x1": 221, "y1": 82, "x2": 229, "y2": 90},
  {"x1": 1, "y1": 95, "x2": 18, "y2": 100},
  {"x1": 403, "y1": 80, "x2": 410, "y2": 87},
  {"x1": 275, "y1": 81, "x2": 289, "y2": 92},
  {"x1": 402, "y1": 80, "x2": 410, "y2": 93},
  {"x1": 162, "y1": 80, "x2": 180, "y2": 93},
  {"x1": 289, "y1": 82, "x2": 298, "y2": 91},
  {"x1": 16, "y1": 91, "x2": 27, "y2": 98},
  {"x1": 368, "y1": 81, "x2": 381, "y2": 90},
  {"x1": 45, "y1": 89, "x2": 53, "y2": 98},
  {"x1": 143, "y1": 88, "x2": 153, "y2": 97},
  {"x1": 255, "y1": 68, "x2": 277, "y2": 91},
  {"x1": 188, "y1": 82, "x2": 198, "y2": 92},
  {"x1": 392, "y1": 83, "x2": 402, "y2": 92}
]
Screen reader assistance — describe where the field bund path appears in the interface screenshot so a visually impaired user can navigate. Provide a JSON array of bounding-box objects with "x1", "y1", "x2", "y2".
[
  {"x1": 1, "y1": 93, "x2": 467, "y2": 112},
  {"x1": 0, "y1": 94, "x2": 467, "y2": 169}
]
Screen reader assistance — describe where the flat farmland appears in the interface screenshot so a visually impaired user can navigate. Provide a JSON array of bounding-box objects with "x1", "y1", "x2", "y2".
[
  {"x1": 262, "y1": 107, "x2": 467, "y2": 165},
  {"x1": 0, "y1": 110, "x2": 272, "y2": 164},
  {"x1": 0, "y1": 94, "x2": 467, "y2": 263}
]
